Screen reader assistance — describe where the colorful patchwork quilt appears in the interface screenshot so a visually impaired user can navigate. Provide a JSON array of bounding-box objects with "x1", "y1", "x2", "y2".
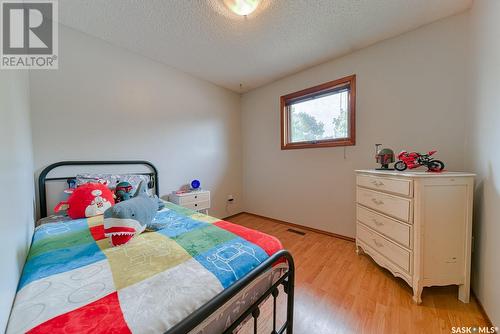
[{"x1": 7, "y1": 202, "x2": 284, "y2": 333}]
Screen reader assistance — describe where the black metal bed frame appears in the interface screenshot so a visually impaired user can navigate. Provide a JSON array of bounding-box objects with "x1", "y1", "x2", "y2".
[
  {"x1": 38, "y1": 161, "x2": 295, "y2": 334},
  {"x1": 38, "y1": 160, "x2": 159, "y2": 218},
  {"x1": 169, "y1": 250, "x2": 294, "y2": 334}
]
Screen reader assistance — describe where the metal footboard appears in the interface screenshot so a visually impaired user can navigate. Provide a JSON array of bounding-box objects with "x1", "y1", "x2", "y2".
[{"x1": 166, "y1": 250, "x2": 295, "y2": 334}]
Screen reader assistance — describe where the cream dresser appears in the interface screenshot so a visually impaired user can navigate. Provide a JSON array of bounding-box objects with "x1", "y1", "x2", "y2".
[{"x1": 355, "y1": 169, "x2": 474, "y2": 303}]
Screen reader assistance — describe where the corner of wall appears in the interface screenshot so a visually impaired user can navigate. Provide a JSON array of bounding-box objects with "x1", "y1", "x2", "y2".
[{"x1": 465, "y1": 0, "x2": 500, "y2": 326}]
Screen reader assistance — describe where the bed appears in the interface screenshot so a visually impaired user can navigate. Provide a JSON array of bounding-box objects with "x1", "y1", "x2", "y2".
[{"x1": 7, "y1": 161, "x2": 294, "y2": 334}]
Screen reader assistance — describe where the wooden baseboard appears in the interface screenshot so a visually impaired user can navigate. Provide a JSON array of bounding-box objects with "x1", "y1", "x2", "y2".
[
  {"x1": 222, "y1": 212, "x2": 246, "y2": 220},
  {"x1": 471, "y1": 290, "x2": 494, "y2": 327},
  {"x1": 227, "y1": 211, "x2": 355, "y2": 242}
]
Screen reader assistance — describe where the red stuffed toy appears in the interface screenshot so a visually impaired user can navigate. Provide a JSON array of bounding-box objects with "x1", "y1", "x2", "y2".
[{"x1": 54, "y1": 183, "x2": 115, "y2": 219}]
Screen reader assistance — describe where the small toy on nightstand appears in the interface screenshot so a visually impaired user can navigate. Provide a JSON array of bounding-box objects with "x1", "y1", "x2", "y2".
[
  {"x1": 190, "y1": 179, "x2": 201, "y2": 190},
  {"x1": 375, "y1": 144, "x2": 395, "y2": 170}
]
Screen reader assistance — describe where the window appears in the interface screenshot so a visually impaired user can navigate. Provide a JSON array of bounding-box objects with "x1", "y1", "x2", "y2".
[{"x1": 280, "y1": 75, "x2": 356, "y2": 150}]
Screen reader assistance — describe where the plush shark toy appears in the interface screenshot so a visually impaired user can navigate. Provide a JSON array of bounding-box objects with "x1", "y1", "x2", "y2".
[{"x1": 103, "y1": 181, "x2": 164, "y2": 246}]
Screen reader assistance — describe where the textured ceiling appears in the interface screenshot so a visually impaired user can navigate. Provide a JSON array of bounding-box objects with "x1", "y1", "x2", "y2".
[{"x1": 59, "y1": 0, "x2": 471, "y2": 92}]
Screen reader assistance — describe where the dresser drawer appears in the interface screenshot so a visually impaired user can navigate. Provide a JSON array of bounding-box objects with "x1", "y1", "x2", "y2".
[
  {"x1": 183, "y1": 200, "x2": 210, "y2": 211},
  {"x1": 357, "y1": 223, "x2": 411, "y2": 273},
  {"x1": 357, "y1": 188, "x2": 412, "y2": 222},
  {"x1": 357, "y1": 175, "x2": 413, "y2": 197},
  {"x1": 357, "y1": 205, "x2": 411, "y2": 249},
  {"x1": 171, "y1": 192, "x2": 210, "y2": 205}
]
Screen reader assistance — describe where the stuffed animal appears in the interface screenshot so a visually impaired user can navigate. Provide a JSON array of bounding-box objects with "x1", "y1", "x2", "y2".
[
  {"x1": 54, "y1": 183, "x2": 115, "y2": 219},
  {"x1": 114, "y1": 181, "x2": 133, "y2": 203},
  {"x1": 103, "y1": 181, "x2": 164, "y2": 246}
]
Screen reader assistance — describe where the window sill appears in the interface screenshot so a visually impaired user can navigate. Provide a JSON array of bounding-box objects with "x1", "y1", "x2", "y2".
[{"x1": 281, "y1": 138, "x2": 355, "y2": 150}]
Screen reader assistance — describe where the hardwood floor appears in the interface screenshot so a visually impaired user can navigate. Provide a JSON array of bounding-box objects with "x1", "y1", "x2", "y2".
[{"x1": 227, "y1": 213, "x2": 490, "y2": 334}]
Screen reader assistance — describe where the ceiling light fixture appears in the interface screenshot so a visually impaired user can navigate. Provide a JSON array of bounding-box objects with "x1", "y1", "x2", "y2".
[{"x1": 223, "y1": 0, "x2": 261, "y2": 16}]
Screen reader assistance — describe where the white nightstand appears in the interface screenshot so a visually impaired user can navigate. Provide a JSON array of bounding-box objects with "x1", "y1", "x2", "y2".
[{"x1": 169, "y1": 190, "x2": 210, "y2": 214}]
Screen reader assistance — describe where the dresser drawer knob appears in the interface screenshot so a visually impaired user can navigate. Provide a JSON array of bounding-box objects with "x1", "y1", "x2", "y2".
[
  {"x1": 194, "y1": 204, "x2": 198, "y2": 207},
  {"x1": 194, "y1": 195, "x2": 198, "y2": 199},
  {"x1": 372, "y1": 218, "x2": 384, "y2": 226},
  {"x1": 371, "y1": 180, "x2": 384, "y2": 187},
  {"x1": 372, "y1": 239, "x2": 384, "y2": 248},
  {"x1": 371, "y1": 198, "x2": 384, "y2": 205}
]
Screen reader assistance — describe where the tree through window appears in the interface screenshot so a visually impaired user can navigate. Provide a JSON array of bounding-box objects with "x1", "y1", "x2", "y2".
[{"x1": 280, "y1": 75, "x2": 356, "y2": 150}]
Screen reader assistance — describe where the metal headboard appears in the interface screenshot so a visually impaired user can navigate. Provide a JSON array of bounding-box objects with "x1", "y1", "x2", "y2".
[{"x1": 38, "y1": 160, "x2": 159, "y2": 218}]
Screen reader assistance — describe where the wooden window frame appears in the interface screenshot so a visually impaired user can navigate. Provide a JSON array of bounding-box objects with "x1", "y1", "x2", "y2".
[{"x1": 280, "y1": 74, "x2": 356, "y2": 150}]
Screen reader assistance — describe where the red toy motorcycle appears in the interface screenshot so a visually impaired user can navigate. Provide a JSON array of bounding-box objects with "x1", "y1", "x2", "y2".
[{"x1": 394, "y1": 150, "x2": 445, "y2": 172}]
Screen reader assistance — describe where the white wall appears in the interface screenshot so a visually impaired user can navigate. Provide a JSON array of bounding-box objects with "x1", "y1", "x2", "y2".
[
  {"x1": 241, "y1": 13, "x2": 469, "y2": 237},
  {"x1": 466, "y1": 0, "x2": 500, "y2": 325},
  {"x1": 0, "y1": 71, "x2": 34, "y2": 332},
  {"x1": 30, "y1": 25, "x2": 242, "y2": 219}
]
